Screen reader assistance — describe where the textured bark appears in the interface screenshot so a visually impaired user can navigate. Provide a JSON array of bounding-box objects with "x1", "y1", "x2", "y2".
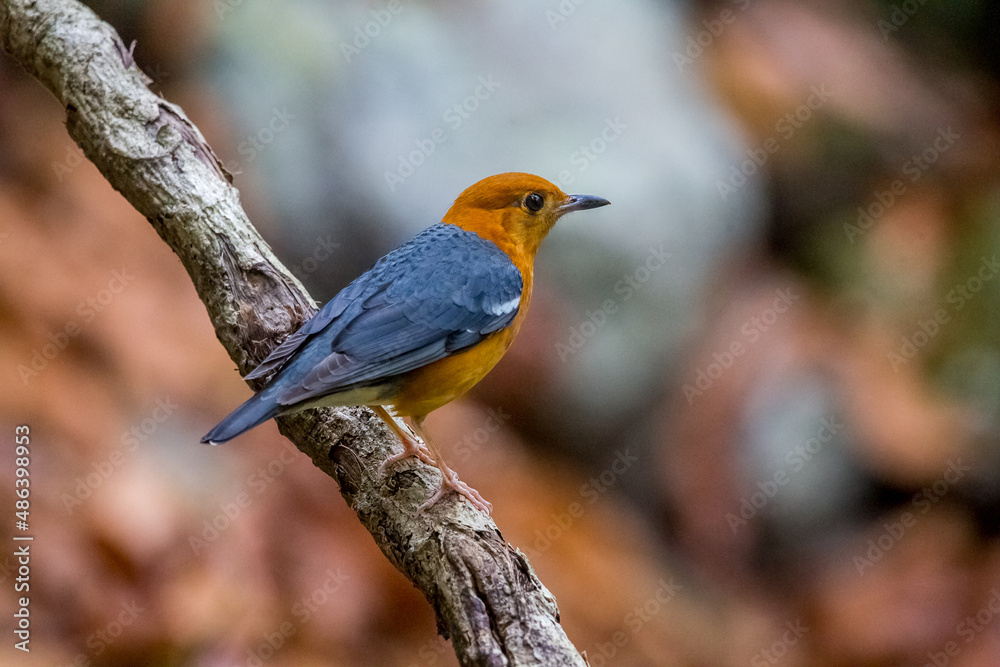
[{"x1": 0, "y1": 1, "x2": 586, "y2": 664}]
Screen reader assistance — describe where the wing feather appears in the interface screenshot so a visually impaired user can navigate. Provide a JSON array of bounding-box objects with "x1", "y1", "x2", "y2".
[{"x1": 244, "y1": 224, "x2": 522, "y2": 408}]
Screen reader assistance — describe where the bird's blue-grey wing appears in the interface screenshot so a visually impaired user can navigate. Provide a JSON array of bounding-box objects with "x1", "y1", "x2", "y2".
[
  {"x1": 243, "y1": 293, "x2": 355, "y2": 381},
  {"x1": 272, "y1": 224, "x2": 522, "y2": 407}
]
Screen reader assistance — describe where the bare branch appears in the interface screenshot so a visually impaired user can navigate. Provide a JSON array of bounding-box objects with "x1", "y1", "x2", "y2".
[{"x1": 0, "y1": 1, "x2": 586, "y2": 664}]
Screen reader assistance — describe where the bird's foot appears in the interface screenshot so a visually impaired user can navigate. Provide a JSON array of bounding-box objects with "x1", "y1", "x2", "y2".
[
  {"x1": 373, "y1": 406, "x2": 437, "y2": 473},
  {"x1": 420, "y1": 468, "x2": 493, "y2": 514},
  {"x1": 379, "y1": 435, "x2": 436, "y2": 475},
  {"x1": 371, "y1": 406, "x2": 491, "y2": 513}
]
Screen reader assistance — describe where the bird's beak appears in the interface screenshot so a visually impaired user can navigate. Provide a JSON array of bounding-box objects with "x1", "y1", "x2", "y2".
[{"x1": 557, "y1": 194, "x2": 611, "y2": 216}]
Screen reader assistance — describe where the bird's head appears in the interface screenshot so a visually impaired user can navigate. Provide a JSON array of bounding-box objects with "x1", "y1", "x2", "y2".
[{"x1": 443, "y1": 172, "x2": 610, "y2": 261}]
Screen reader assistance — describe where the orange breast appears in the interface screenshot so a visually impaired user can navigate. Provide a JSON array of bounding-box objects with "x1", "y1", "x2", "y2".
[
  {"x1": 391, "y1": 299, "x2": 528, "y2": 418},
  {"x1": 392, "y1": 215, "x2": 536, "y2": 418}
]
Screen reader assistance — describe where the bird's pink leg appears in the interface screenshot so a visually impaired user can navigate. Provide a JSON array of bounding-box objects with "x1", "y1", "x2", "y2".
[
  {"x1": 407, "y1": 417, "x2": 492, "y2": 514},
  {"x1": 373, "y1": 406, "x2": 435, "y2": 470},
  {"x1": 374, "y1": 407, "x2": 491, "y2": 513}
]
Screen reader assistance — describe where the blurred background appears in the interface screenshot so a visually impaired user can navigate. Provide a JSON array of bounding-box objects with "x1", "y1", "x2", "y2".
[{"x1": 2, "y1": 0, "x2": 1000, "y2": 664}]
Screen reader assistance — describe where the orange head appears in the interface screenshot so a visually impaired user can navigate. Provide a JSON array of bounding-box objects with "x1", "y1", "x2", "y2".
[{"x1": 441, "y1": 172, "x2": 610, "y2": 266}]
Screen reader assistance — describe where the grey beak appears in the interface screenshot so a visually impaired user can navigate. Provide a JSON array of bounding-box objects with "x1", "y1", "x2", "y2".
[{"x1": 558, "y1": 194, "x2": 611, "y2": 215}]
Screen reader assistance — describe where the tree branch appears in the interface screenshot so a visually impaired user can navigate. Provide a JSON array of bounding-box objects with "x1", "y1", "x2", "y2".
[{"x1": 0, "y1": 1, "x2": 585, "y2": 664}]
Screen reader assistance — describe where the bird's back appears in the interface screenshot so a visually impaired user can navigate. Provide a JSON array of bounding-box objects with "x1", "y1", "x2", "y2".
[{"x1": 257, "y1": 223, "x2": 524, "y2": 409}]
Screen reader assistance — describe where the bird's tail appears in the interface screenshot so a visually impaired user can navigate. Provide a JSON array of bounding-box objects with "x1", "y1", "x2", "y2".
[{"x1": 201, "y1": 392, "x2": 283, "y2": 444}]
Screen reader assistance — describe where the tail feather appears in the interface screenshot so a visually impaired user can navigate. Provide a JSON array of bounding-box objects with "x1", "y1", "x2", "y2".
[{"x1": 201, "y1": 392, "x2": 282, "y2": 444}]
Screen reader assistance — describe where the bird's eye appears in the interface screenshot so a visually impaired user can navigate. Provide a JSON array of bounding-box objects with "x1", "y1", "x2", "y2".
[{"x1": 524, "y1": 192, "x2": 544, "y2": 212}]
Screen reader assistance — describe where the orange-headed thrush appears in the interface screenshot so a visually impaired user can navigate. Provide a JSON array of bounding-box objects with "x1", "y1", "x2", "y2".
[{"x1": 202, "y1": 172, "x2": 610, "y2": 512}]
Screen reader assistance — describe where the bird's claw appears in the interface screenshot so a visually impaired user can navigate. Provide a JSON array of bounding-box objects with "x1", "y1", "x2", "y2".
[
  {"x1": 379, "y1": 438, "x2": 436, "y2": 475},
  {"x1": 420, "y1": 470, "x2": 493, "y2": 514},
  {"x1": 373, "y1": 408, "x2": 492, "y2": 513}
]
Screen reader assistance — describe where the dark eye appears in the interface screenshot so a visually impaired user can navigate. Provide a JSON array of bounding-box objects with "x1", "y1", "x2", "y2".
[{"x1": 524, "y1": 192, "x2": 544, "y2": 212}]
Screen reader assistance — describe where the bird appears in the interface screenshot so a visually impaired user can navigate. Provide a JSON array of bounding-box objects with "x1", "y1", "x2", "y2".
[{"x1": 202, "y1": 172, "x2": 610, "y2": 512}]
